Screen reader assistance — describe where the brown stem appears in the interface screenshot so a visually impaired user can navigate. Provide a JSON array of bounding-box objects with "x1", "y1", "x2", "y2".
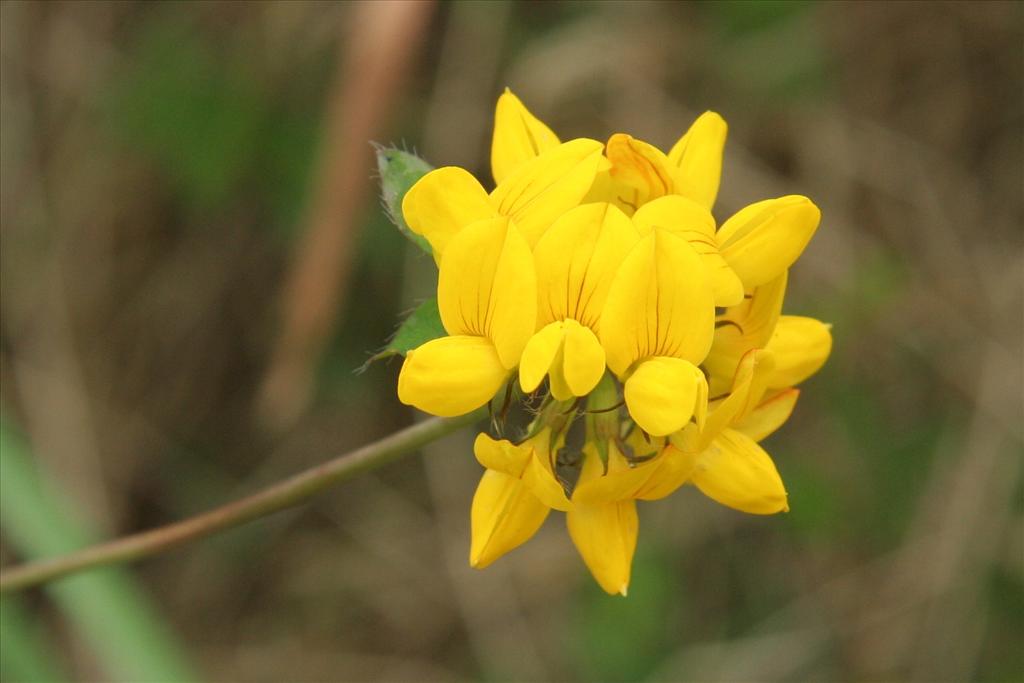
[{"x1": 0, "y1": 409, "x2": 484, "y2": 594}]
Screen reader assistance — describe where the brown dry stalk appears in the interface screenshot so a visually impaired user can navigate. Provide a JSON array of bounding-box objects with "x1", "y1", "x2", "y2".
[{"x1": 0, "y1": 409, "x2": 483, "y2": 594}]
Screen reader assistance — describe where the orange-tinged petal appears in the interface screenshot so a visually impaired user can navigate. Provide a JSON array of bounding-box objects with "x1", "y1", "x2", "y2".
[
  {"x1": 717, "y1": 196, "x2": 821, "y2": 289},
  {"x1": 691, "y1": 428, "x2": 789, "y2": 514},
  {"x1": 603, "y1": 133, "x2": 676, "y2": 215},
  {"x1": 437, "y1": 217, "x2": 536, "y2": 368},
  {"x1": 398, "y1": 335, "x2": 508, "y2": 417},
  {"x1": 489, "y1": 138, "x2": 604, "y2": 246},
  {"x1": 470, "y1": 470, "x2": 550, "y2": 568},
  {"x1": 401, "y1": 167, "x2": 496, "y2": 261},
  {"x1": 667, "y1": 111, "x2": 728, "y2": 211},
  {"x1": 491, "y1": 88, "x2": 560, "y2": 185}
]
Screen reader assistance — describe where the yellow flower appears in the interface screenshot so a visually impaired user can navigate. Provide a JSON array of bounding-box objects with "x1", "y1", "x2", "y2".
[
  {"x1": 589, "y1": 128, "x2": 728, "y2": 217},
  {"x1": 470, "y1": 430, "x2": 571, "y2": 568},
  {"x1": 397, "y1": 217, "x2": 536, "y2": 416},
  {"x1": 567, "y1": 442, "x2": 643, "y2": 596},
  {"x1": 402, "y1": 137, "x2": 604, "y2": 260},
  {"x1": 631, "y1": 194, "x2": 744, "y2": 306},
  {"x1": 490, "y1": 88, "x2": 561, "y2": 185},
  {"x1": 566, "y1": 426, "x2": 682, "y2": 596},
  {"x1": 518, "y1": 203, "x2": 639, "y2": 400},
  {"x1": 628, "y1": 191, "x2": 822, "y2": 307},
  {"x1": 562, "y1": 345, "x2": 817, "y2": 594},
  {"x1": 640, "y1": 337, "x2": 827, "y2": 518},
  {"x1": 490, "y1": 90, "x2": 729, "y2": 215},
  {"x1": 715, "y1": 197, "x2": 822, "y2": 290},
  {"x1": 388, "y1": 89, "x2": 834, "y2": 597},
  {"x1": 704, "y1": 272, "x2": 833, "y2": 392},
  {"x1": 669, "y1": 349, "x2": 792, "y2": 514},
  {"x1": 589, "y1": 350, "x2": 790, "y2": 517},
  {"x1": 599, "y1": 228, "x2": 714, "y2": 437},
  {"x1": 488, "y1": 90, "x2": 822, "y2": 300}
]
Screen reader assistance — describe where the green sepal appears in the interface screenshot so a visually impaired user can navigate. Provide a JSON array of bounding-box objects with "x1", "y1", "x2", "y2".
[
  {"x1": 585, "y1": 372, "x2": 620, "y2": 471},
  {"x1": 364, "y1": 298, "x2": 445, "y2": 368},
  {"x1": 374, "y1": 144, "x2": 433, "y2": 253}
]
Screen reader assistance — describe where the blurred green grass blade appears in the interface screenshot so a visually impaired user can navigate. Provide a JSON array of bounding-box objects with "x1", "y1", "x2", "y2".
[
  {"x1": 0, "y1": 422, "x2": 199, "y2": 683},
  {"x1": 0, "y1": 597, "x2": 67, "y2": 683}
]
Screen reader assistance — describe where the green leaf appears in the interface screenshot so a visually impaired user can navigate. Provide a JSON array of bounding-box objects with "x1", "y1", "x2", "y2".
[
  {"x1": 365, "y1": 298, "x2": 446, "y2": 367},
  {"x1": 0, "y1": 421, "x2": 198, "y2": 683},
  {"x1": 375, "y1": 145, "x2": 433, "y2": 254}
]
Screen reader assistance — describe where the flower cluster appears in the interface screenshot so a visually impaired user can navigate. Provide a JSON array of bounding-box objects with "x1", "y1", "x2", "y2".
[{"x1": 396, "y1": 90, "x2": 831, "y2": 595}]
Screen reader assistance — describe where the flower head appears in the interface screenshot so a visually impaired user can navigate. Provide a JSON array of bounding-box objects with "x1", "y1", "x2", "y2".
[{"x1": 388, "y1": 89, "x2": 833, "y2": 595}]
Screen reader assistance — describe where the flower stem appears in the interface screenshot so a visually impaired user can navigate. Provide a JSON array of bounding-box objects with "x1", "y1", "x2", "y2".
[{"x1": 0, "y1": 410, "x2": 485, "y2": 594}]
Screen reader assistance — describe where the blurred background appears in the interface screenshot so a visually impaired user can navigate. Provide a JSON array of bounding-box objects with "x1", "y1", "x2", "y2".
[{"x1": 1, "y1": 1, "x2": 1021, "y2": 681}]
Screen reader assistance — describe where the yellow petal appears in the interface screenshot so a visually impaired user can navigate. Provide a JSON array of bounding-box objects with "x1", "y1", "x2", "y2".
[
  {"x1": 474, "y1": 429, "x2": 570, "y2": 511},
  {"x1": 470, "y1": 470, "x2": 550, "y2": 568},
  {"x1": 603, "y1": 133, "x2": 676, "y2": 215},
  {"x1": 691, "y1": 428, "x2": 788, "y2": 514},
  {"x1": 567, "y1": 499, "x2": 638, "y2": 596},
  {"x1": 633, "y1": 195, "x2": 743, "y2": 306},
  {"x1": 522, "y1": 451, "x2": 572, "y2": 512},
  {"x1": 624, "y1": 356, "x2": 707, "y2": 437},
  {"x1": 489, "y1": 138, "x2": 604, "y2": 246},
  {"x1": 572, "y1": 443, "x2": 657, "y2": 506},
  {"x1": 398, "y1": 336, "x2": 508, "y2": 416},
  {"x1": 733, "y1": 389, "x2": 799, "y2": 442},
  {"x1": 704, "y1": 272, "x2": 787, "y2": 381},
  {"x1": 581, "y1": 166, "x2": 616, "y2": 205},
  {"x1": 473, "y1": 432, "x2": 530, "y2": 477},
  {"x1": 518, "y1": 322, "x2": 565, "y2": 393},
  {"x1": 635, "y1": 442, "x2": 700, "y2": 501},
  {"x1": 765, "y1": 316, "x2": 832, "y2": 388},
  {"x1": 437, "y1": 217, "x2": 536, "y2": 368},
  {"x1": 699, "y1": 348, "x2": 775, "y2": 450},
  {"x1": 600, "y1": 230, "x2": 716, "y2": 375},
  {"x1": 632, "y1": 194, "x2": 715, "y2": 238},
  {"x1": 401, "y1": 167, "x2": 496, "y2": 261},
  {"x1": 667, "y1": 111, "x2": 728, "y2": 211},
  {"x1": 546, "y1": 343, "x2": 574, "y2": 402},
  {"x1": 533, "y1": 203, "x2": 639, "y2": 330},
  {"x1": 490, "y1": 88, "x2": 561, "y2": 186},
  {"x1": 562, "y1": 320, "x2": 606, "y2": 396},
  {"x1": 717, "y1": 196, "x2": 821, "y2": 289}
]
